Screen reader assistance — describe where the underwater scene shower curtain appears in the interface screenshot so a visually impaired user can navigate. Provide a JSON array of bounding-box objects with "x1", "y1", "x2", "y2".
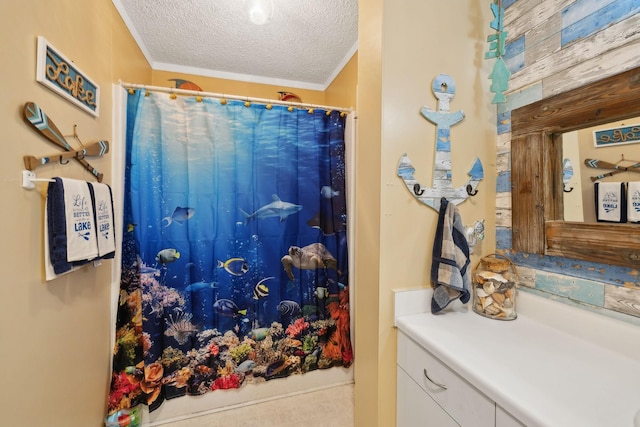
[{"x1": 107, "y1": 91, "x2": 352, "y2": 416}]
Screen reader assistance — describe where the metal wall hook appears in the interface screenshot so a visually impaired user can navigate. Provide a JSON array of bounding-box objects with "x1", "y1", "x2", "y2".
[
  {"x1": 59, "y1": 156, "x2": 70, "y2": 165},
  {"x1": 564, "y1": 184, "x2": 574, "y2": 193},
  {"x1": 466, "y1": 184, "x2": 478, "y2": 196},
  {"x1": 413, "y1": 183, "x2": 425, "y2": 196}
]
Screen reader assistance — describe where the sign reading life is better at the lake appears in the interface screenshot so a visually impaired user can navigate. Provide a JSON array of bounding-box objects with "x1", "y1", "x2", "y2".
[
  {"x1": 594, "y1": 123, "x2": 640, "y2": 148},
  {"x1": 36, "y1": 36, "x2": 100, "y2": 117}
]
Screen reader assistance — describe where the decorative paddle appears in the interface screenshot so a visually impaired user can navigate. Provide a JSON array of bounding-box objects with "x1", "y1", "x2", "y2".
[
  {"x1": 585, "y1": 158, "x2": 640, "y2": 181},
  {"x1": 584, "y1": 158, "x2": 640, "y2": 170},
  {"x1": 23, "y1": 140, "x2": 109, "y2": 171},
  {"x1": 23, "y1": 101, "x2": 104, "y2": 182}
]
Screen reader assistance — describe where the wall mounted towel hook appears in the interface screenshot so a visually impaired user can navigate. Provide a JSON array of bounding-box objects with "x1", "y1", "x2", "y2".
[{"x1": 466, "y1": 184, "x2": 478, "y2": 196}]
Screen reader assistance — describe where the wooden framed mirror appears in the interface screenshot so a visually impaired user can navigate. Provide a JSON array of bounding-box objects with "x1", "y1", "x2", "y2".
[{"x1": 511, "y1": 66, "x2": 640, "y2": 268}]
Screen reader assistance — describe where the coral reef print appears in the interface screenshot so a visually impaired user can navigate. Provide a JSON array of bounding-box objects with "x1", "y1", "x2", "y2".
[{"x1": 107, "y1": 91, "x2": 352, "y2": 420}]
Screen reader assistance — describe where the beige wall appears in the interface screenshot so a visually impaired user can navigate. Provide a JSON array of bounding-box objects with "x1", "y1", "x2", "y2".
[
  {"x1": 354, "y1": 0, "x2": 383, "y2": 425},
  {"x1": 0, "y1": 2, "x2": 353, "y2": 425},
  {"x1": 149, "y1": 52, "x2": 357, "y2": 110},
  {"x1": 0, "y1": 1, "x2": 150, "y2": 426},
  {"x1": 1, "y1": 1, "x2": 496, "y2": 425},
  {"x1": 355, "y1": 1, "x2": 495, "y2": 425},
  {"x1": 325, "y1": 52, "x2": 358, "y2": 109},
  {"x1": 150, "y1": 70, "x2": 326, "y2": 105}
]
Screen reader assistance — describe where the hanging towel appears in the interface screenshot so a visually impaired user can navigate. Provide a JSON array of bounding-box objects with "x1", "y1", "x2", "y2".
[
  {"x1": 44, "y1": 204, "x2": 81, "y2": 280},
  {"x1": 88, "y1": 182, "x2": 116, "y2": 258},
  {"x1": 594, "y1": 182, "x2": 626, "y2": 223},
  {"x1": 627, "y1": 182, "x2": 640, "y2": 223},
  {"x1": 430, "y1": 197, "x2": 471, "y2": 314},
  {"x1": 47, "y1": 177, "x2": 99, "y2": 274}
]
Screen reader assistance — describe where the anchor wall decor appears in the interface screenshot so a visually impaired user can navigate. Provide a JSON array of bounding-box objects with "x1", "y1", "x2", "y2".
[{"x1": 398, "y1": 74, "x2": 483, "y2": 211}]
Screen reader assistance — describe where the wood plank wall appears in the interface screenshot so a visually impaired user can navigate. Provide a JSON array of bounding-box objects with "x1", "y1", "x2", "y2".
[{"x1": 495, "y1": 0, "x2": 640, "y2": 322}]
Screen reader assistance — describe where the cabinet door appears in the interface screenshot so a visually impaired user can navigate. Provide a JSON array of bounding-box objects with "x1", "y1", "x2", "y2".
[
  {"x1": 496, "y1": 405, "x2": 526, "y2": 427},
  {"x1": 397, "y1": 332, "x2": 495, "y2": 427},
  {"x1": 397, "y1": 366, "x2": 460, "y2": 427}
]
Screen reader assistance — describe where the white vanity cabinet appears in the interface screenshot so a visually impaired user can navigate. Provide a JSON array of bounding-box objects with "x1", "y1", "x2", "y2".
[
  {"x1": 396, "y1": 367, "x2": 459, "y2": 427},
  {"x1": 396, "y1": 330, "x2": 497, "y2": 427},
  {"x1": 496, "y1": 405, "x2": 526, "y2": 427},
  {"x1": 394, "y1": 290, "x2": 640, "y2": 427}
]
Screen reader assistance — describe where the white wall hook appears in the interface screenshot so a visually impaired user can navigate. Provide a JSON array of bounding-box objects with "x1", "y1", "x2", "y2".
[{"x1": 22, "y1": 170, "x2": 55, "y2": 190}]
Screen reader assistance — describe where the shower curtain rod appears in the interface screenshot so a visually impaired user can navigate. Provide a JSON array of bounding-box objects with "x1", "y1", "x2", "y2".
[{"x1": 119, "y1": 81, "x2": 354, "y2": 114}]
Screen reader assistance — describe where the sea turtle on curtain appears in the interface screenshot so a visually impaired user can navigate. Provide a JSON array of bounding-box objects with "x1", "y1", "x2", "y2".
[{"x1": 280, "y1": 243, "x2": 338, "y2": 281}]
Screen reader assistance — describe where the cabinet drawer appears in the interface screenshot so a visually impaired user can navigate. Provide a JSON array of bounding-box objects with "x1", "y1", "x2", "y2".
[
  {"x1": 397, "y1": 331, "x2": 494, "y2": 427},
  {"x1": 397, "y1": 367, "x2": 459, "y2": 427}
]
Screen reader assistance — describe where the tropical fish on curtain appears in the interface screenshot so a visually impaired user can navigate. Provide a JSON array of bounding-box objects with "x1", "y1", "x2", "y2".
[{"x1": 107, "y1": 91, "x2": 352, "y2": 416}]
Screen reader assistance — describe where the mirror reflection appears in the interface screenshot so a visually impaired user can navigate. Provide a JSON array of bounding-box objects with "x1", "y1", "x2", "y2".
[{"x1": 562, "y1": 116, "x2": 640, "y2": 223}]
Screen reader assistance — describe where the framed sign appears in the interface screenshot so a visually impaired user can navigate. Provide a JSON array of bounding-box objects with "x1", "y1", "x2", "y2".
[
  {"x1": 593, "y1": 123, "x2": 640, "y2": 148},
  {"x1": 36, "y1": 36, "x2": 100, "y2": 117}
]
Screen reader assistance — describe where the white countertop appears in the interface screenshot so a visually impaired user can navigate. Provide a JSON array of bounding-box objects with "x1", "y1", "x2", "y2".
[{"x1": 395, "y1": 289, "x2": 640, "y2": 427}]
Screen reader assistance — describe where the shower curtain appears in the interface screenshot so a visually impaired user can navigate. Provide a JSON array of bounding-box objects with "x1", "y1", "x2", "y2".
[{"x1": 107, "y1": 90, "x2": 352, "y2": 416}]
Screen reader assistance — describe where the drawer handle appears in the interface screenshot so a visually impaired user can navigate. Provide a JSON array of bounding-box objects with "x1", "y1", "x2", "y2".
[{"x1": 423, "y1": 368, "x2": 447, "y2": 390}]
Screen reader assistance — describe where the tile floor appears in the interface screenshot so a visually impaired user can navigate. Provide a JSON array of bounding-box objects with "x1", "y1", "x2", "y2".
[{"x1": 158, "y1": 383, "x2": 354, "y2": 427}]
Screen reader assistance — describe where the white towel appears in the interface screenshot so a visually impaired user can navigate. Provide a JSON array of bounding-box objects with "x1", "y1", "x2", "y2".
[
  {"x1": 63, "y1": 178, "x2": 99, "y2": 262},
  {"x1": 628, "y1": 182, "x2": 640, "y2": 223},
  {"x1": 595, "y1": 182, "x2": 626, "y2": 223},
  {"x1": 89, "y1": 182, "x2": 116, "y2": 257}
]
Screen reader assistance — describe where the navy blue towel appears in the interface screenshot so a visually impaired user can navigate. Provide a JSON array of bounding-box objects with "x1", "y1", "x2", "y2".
[{"x1": 87, "y1": 182, "x2": 116, "y2": 260}]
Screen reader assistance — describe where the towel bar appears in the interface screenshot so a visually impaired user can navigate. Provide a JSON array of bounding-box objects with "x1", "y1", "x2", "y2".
[{"x1": 22, "y1": 170, "x2": 55, "y2": 190}]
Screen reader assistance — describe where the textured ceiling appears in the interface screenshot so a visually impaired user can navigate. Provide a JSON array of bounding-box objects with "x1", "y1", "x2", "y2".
[{"x1": 113, "y1": 0, "x2": 359, "y2": 90}]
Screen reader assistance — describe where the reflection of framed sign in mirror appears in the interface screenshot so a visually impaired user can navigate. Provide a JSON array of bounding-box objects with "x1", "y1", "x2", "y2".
[
  {"x1": 594, "y1": 123, "x2": 640, "y2": 148},
  {"x1": 35, "y1": 36, "x2": 100, "y2": 117}
]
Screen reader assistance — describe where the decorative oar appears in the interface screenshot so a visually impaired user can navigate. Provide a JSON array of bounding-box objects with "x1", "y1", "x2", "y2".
[
  {"x1": 585, "y1": 158, "x2": 640, "y2": 181},
  {"x1": 584, "y1": 158, "x2": 640, "y2": 170},
  {"x1": 22, "y1": 101, "x2": 104, "y2": 182},
  {"x1": 23, "y1": 140, "x2": 109, "y2": 171}
]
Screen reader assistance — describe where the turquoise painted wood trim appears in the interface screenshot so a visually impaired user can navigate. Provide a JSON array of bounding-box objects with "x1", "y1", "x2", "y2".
[
  {"x1": 502, "y1": 250, "x2": 640, "y2": 287},
  {"x1": 535, "y1": 270, "x2": 605, "y2": 307},
  {"x1": 519, "y1": 287, "x2": 640, "y2": 327},
  {"x1": 496, "y1": 171, "x2": 511, "y2": 192},
  {"x1": 561, "y1": 0, "x2": 640, "y2": 46},
  {"x1": 498, "y1": 82, "x2": 542, "y2": 114}
]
